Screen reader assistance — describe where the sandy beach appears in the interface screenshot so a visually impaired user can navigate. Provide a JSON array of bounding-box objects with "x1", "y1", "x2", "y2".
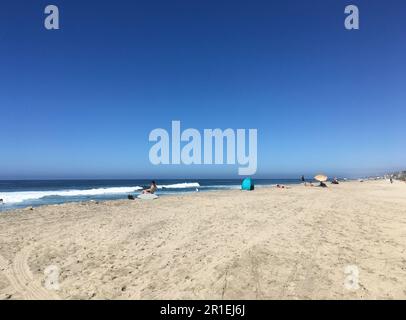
[{"x1": 0, "y1": 180, "x2": 405, "y2": 300}]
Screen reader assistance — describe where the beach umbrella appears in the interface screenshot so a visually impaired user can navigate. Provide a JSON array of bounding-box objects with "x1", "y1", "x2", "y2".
[{"x1": 314, "y1": 174, "x2": 328, "y2": 182}]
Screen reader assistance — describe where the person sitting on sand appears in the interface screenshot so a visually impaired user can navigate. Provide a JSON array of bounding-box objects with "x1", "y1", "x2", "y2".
[
  {"x1": 319, "y1": 181, "x2": 328, "y2": 188},
  {"x1": 142, "y1": 181, "x2": 157, "y2": 194},
  {"x1": 331, "y1": 177, "x2": 339, "y2": 185}
]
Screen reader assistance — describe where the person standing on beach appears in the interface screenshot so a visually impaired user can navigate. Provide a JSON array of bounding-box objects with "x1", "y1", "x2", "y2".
[{"x1": 301, "y1": 175, "x2": 306, "y2": 186}]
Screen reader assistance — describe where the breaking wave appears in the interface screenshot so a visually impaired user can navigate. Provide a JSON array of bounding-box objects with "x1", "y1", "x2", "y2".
[
  {"x1": 0, "y1": 183, "x2": 202, "y2": 204},
  {"x1": 158, "y1": 182, "x2": 200, "y2": 189},
  {"x1": 0, "y1": 186, "x2": 143, "y2": 204}
]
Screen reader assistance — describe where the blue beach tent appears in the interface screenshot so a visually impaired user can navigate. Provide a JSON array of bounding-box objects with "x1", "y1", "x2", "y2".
[{"x1": 241, "y1": 178, "x2": 254, "y2": 191}]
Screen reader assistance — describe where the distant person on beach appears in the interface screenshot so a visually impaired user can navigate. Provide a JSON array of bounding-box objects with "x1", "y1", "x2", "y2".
[
  {"x1": 142, "y1": 181, "x2": 157, "y2": 194},
  {"x1": 276, "y1": 184, "x2": 290, "y2": 189},
  {"x1": 319, "y1": 181, "x2": 328, "y2": 188},
  {"x1": 301, "y1": 175, "x2": 311, "y2": 186},
  {"x1": 331, "y1": 177, "x2": 339, "y2": 185},
  {"x1": 390, "y1": 177, "x2": 393, "y2": 184},
  {"x1": 0, "y1": 199, "x2": 3, "y2": 205}
]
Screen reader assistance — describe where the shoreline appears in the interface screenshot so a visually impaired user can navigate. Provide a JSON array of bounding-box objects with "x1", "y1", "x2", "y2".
[
  {"x1": 0, "y1": 180, "x2": 301, "y2": 213},
  {"x1": 1, "y1": 180, "x2": 405, "y2": 299}
]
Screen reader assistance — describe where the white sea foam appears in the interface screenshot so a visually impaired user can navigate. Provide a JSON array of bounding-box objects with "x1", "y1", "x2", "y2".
[
  {"x1": 0, "y1": 183, "x2": 202, "y2": 204},
  {"x1": 0, "y1": 186, "x2": 143, "y2": 204},
  {"x1": 158, "y1": 182, "x2": 200, "y2": 189}
]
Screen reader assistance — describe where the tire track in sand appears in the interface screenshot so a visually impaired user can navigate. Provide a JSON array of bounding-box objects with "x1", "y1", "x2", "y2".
[
  {"x1": 0, "y1": 253, "x2": 30, "y2": 299},
  {"x1": 12, "y1": 245, "x2": 60, "y2": 300},
  {"x1": 0, "y1": 246, "x2": 60, "y2": 300}
]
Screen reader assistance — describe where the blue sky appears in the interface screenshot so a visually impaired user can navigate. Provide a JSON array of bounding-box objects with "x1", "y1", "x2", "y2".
[{"x1": 1, "y1": 0, "x2": 405, "y2": 179}]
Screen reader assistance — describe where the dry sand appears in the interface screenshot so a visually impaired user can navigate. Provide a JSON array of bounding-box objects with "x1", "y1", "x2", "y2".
[{"x1": 0, "y1": 180, "x2": 405, "y2": 300}]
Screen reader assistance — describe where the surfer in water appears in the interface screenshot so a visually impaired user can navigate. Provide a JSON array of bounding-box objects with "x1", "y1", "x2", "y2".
[{"x1": 142, "y1": 181, "x2": 157, "y2": 194}]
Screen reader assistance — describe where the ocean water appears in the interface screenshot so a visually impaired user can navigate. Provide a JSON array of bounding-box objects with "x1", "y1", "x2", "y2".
[{"x1": 0, "y1": 179, "x2": 300, "y2": 212}]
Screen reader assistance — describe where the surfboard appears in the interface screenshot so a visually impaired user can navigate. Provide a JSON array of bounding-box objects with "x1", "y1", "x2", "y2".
[{"x1": 137, "y1": 193, "x2": 158, "y2": 200}]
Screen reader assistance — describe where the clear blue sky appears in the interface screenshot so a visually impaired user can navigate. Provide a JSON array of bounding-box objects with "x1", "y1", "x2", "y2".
[{"x1": 1, "y1": 0, "x2": 405, "y2": 179}]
